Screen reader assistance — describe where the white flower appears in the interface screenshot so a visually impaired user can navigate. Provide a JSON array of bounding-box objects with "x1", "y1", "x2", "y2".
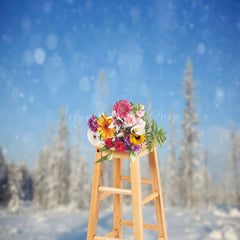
[
  {"x1": 99, "y1": 112, "x2": 105, "y2": 118},
  {"x1": 87, "y1": 129, "x2": 102, "y2": 146},
  {"x1": 137, "y1": 102, "x2": 145, "y2": 110},
  {"x1": 108, "y1": 110, "x2": 124, "y2": 132},
  {"x1": 131, "y1": 125, "x2": 145, "y2": 135},
  {"x1": 116, "y1": 131, "x2": 125, "y2": 137}
]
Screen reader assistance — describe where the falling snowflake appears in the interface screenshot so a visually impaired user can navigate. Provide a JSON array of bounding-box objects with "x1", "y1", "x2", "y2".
[
  {"x1": 214, "y1": 88, "x2": 225, "y2": 108},
  {"x1": 34, "y1": 48, "x2": 46, "y2": 65},
  {"x1": 197, "y1": 43, "x2": 206, "y2": 54},
  {"x1": 189, "y1": 23, "x2": 194, "y2": 29}
]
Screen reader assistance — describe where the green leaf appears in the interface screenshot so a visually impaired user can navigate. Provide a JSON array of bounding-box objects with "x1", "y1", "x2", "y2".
[
  {"x1": 99, "y1": 146, "x2": 110, "y2": 152},
  {"x1": 151, "y1": 119, "x2": 154, "y2": 129},
  {"x1": 106, "y1": 152, "x2": 113, "y2": 161},
  {"x1": 95, "y1": 152, "x2": 113, "y2": 164},
  {"x1": 155, "y1": 136, "x2": 162, "y2": 146},
  {"x1": 129, "y1": 151, "x2": 138, "y2": 163}
]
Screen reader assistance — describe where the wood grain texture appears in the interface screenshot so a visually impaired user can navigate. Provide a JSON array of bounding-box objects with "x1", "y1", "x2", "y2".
[
  {"x1": 142, "y1": 192, "x2": 159, "y2": 205},
  {"x1": 149, "y1": 147, "x2": 168, "y2": 240},
  {"x1": 121, "y1": 220, "x2": 158, "y2": 231},
  {"x1": 105, "y1": 230, "x2": 118, "y2": 237},
  {"x1": 88, "y1": 144, "x2": 167, "y2": 240},
  {"x1": 98, "y1": 186, "x2": 131, "y2": 195},
  {"x1": 94, "y1": 236, "x2": 126, "y2": 240},
  {"x1": 113, "y1": 158, "x2": 123, "y2": 238},
  {"x1": 130, "y1": 156, "x2": 144, "y2": 240},
  {"x1": 94, "y1": 143, "x2": 158, "y2": 159},
  {"x1": 120, "y1": 176, "x2": 152, "y2": 184},
  {"x1": 99, "y1": 192, "x2": 112, "y2": 200},
  {"x1": 87, "y1": 150, "x2": 104, "y2": 240}
]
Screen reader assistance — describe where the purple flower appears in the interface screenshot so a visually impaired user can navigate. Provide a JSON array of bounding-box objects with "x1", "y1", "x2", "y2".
[
  {"x1": 132, "y1": 144, "x2": 141, "y2": 153},
  {"x1": 88, "y1": 115, "x2": 99, "y2": 132},
  {"x1": 125, "y1": 135, "x2": 131, "y2": 146},
  {"x1": 124, "y1": 145, "x2": 130, "y2": 152}
]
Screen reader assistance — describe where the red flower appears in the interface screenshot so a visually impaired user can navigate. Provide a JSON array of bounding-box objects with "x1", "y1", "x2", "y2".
[
  {"x1": 105, "y1": 138, "x2": 115, "y2": 148},
  {"x1": 115, "y1": 141, "x2": 125, "y2": 152}
]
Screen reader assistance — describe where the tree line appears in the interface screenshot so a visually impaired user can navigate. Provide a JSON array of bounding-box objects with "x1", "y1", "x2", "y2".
[
  {"x1": 0, "y1": 62, "x2": 239, "y2": 213},
  {"x1": 161, "y1": 59, "x2": 240, "y2": 209}
]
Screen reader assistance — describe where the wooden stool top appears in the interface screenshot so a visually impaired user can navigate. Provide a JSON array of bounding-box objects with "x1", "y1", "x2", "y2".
[{"x1": 94, "y1": 143, "x2": 158, "y2": 160}]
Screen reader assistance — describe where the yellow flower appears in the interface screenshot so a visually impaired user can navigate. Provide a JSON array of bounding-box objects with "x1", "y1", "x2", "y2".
[
  {"x1": 97, "y1": 115, "x2": 115, "y2": 139},
  {"x1": 129, "y1": 133, "x2": 146, "y2": 145}
]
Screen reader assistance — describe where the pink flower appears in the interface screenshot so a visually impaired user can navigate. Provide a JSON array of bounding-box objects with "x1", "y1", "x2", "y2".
[
  {"x1": 113, "y1": 100, "x2": 132, "y2": 119},
  {"x1": 137, "y1": 118, "x2": 146, "y2": 127},
  {"x1": 125, "y1": 113, "x2": 137, "y2": 127},
  {"x1": 136, "y1": 110, "x2": 145, "y2": 117}
]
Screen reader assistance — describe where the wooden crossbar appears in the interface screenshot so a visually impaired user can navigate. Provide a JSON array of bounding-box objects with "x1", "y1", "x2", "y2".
[
  {"x1": 99, "y1": 186, "x2": 132, "y2": 195},
  {"x1": 142, "y1": 192, "x2": 159, "y2": 205},
  {"x1": 105, "y1": 230, "x2": 118, "y2": 237},
  {"x1": 120, "y1": 176, "x2": 152, "y2": 184},
  {"x1": 120, "y1": 220, "x2": 158, "y2": 231},
  {"x1": 100, "y1": 192, "x2": 112, "y2": 200},
  {"x1": 138, "y1": 148, "x2": 150, "y2": 158},
  {"x1": 94, "y1": 236, "x2": 125, "y2": 240}
]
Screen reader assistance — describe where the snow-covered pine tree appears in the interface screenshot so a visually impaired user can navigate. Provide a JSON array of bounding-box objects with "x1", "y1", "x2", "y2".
[
  {"x1": 59, "y1": 109, "x2": 71, "y2": 205},
  {"x1": 69, "y1": 122, "x2": 89, "y2": 209},
  {"x1": 220, "y1": 161, "x2": 230, "y2": 205},
  {"x1": 203, "y1": 149, "x2": 212, "y2": 207},
  {"x1": 33, "y1": 164, "x2": 42, "y2": 207},
  {"x1": 180, "y1": 58, "x2": 202, "y2": 208},
  {"x1": 34, "y1": 145, "x2": 51, "y2": 208},
  {"x1": 18, "y1": 163, "x2": 33, "y2": 201},
  {"x1": 229, "y1": 126, "x2": 240, "y2": 208},
  {"x1": 48, "y1": 108, "x2": 71, "y2": 209},
  {"x1": 7, "y1": 162, "x2": 21, "y2": 214},
  {"x1": 0, "y1": 146, "x2": 9, "y2": 204},
  {"x1": 236, "y1": 130, "x2": 240, "y2": 208},
  {"x1": 48, "y1": 150, "x2": 61, "y2": 209},
  {"x1": 34, "y1": 125, "x2": 54, "y2": 208},
  {"x1": 165, "y1": 112, "x2": 179, "y2": 206}
]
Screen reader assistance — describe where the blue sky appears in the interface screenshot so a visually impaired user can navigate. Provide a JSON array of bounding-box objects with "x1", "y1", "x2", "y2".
[{"x1": 0, "y1": 0, "x2": 239, "y2": 178}]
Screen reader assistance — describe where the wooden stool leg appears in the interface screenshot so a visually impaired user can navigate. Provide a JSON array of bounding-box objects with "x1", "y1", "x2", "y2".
[
  {"x1": 87, "y1": 150, "x2": 104, "y2": 240},
  {"x1": 149, "y1": 147, "x2": 168, "y2": 240},
  {"x1": 113, "y1": 158, "x2": 123, "y2": 238},
  {"x1": 130, "y1": 156, "x2": 144, "y2": 240}
]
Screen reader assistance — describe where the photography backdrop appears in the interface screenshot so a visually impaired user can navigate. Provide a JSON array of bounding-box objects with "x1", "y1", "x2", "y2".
[{"x1": 0, "y1": 0, "x2": 240, "y2": 180}]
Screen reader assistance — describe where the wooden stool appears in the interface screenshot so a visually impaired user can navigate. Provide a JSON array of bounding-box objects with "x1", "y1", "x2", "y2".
[{"x1": 87, "y1": 144, "x2": 168, "y2": 240}]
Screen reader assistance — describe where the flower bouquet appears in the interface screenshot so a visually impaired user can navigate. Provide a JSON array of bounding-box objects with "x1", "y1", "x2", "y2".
[{"x1": 87, "y1": 100, "x2": 166, "y2": 163}]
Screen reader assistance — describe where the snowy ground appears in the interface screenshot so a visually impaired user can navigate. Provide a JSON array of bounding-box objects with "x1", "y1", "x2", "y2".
[{"x1": 0, "y1": 202, "x2": 240, "y2": 240}]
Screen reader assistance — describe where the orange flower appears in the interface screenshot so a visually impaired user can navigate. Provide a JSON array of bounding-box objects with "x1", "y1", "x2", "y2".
[{"x1": 97, "y1": 115, "x2": 115, "y2": 139}]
